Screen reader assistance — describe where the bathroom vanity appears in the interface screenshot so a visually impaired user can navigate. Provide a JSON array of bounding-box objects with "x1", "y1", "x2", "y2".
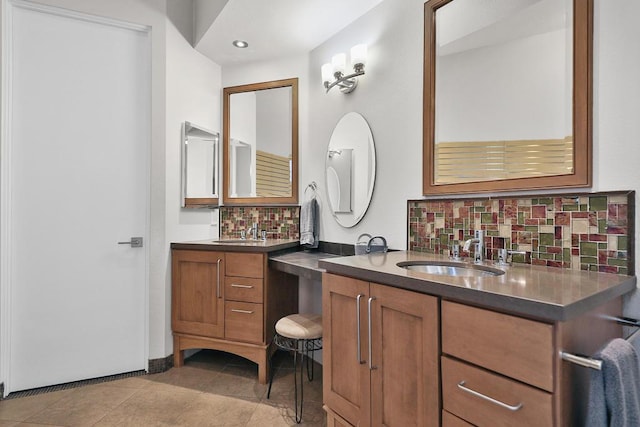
[
  {"x1": 170, "y1": 238, "x2": 299, "y2": 384},
  {"x1": 319, "y1": 251, "x2": 636, "y2": 426}
]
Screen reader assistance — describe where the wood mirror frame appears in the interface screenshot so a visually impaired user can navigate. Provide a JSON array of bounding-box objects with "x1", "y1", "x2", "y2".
[
  {"x1": 223, "y1": 78, "x2": 299, "y2": 205},
  {"x1": 423, "y1": 0, "x2": 592, "y2": 195}
]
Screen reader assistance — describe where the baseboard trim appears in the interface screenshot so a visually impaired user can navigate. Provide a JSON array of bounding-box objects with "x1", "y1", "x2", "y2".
[
  {"x1": 148, "y1": 354, "x2": 173, "y2": 374},
  {"x1": 1, "y1": 370, "x2": 146, "y2": 400}
]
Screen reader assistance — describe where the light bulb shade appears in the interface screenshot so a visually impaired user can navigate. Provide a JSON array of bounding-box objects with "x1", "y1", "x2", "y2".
[
  {"x1": 321, "y1": 63, "x2": 333, "y2": 84},
  {"x1": 351, "y1": 44, "x2": 367, "y2": 67},
  {"x1": 331, "y1": 53, "x2": 346, "y2": 74}
]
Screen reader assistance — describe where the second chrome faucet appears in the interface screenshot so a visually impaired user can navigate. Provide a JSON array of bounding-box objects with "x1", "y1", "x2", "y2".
[{"x1": 462, "y1": 230, "x2": 484, "y2": 264}]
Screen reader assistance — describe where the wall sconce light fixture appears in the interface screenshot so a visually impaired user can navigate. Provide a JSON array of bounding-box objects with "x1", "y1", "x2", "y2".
[{"x1": 321, "y1": 44, "x2": 367, "y2": 94}]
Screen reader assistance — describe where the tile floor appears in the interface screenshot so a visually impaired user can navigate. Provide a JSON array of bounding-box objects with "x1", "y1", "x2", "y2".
[{"x1": 0, "y1": 350, "x2": 325, "y2": 426}]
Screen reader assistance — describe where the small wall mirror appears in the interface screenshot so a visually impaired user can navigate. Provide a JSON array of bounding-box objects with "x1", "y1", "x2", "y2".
[
  {"x1": 424, "y1": 0, "x2": 592, "y2": 195},
  {"x1": 182, "y1": 121, "x2": 219, "y2": 208},
  {"x1": 326, "y1": 112, "x2": 376, "y2": 228},
  {"x1": 223, "y1": 78, "x2": 298, "y2": 205}
]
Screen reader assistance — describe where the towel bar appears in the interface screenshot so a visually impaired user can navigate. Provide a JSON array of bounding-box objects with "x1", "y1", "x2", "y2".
[
  {"x1": 560, "y1": 315, "x2": 640, "y2": 370},
  {"x1": 560, "y1": 351, "x2": 603, "y2": 370}
]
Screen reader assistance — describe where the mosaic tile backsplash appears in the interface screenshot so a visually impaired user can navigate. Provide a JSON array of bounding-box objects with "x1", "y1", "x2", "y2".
[
  {"x1": 220, "y1": 206, "x2": 300, "y2": 240},
  {"x1": 408, "y1": 191, "x2": 635, "y2": 275}
]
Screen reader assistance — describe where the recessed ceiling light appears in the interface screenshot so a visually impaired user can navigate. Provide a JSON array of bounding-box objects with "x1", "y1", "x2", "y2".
[{"x1": 232, "y1": 40, "x2": 248, "y2": 48}]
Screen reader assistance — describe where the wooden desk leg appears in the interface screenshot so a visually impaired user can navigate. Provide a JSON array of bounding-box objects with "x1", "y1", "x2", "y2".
[{"x1": 173, "y1": 335, "x2": 184, "y2": 367}]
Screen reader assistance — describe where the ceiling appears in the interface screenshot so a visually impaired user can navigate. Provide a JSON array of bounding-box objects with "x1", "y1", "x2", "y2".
[{"x1": 194, "y1": 0, "x2": 384, "y2": 66}]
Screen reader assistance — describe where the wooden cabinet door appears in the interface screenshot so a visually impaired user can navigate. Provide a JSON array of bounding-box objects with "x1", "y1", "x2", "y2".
[
  {"x1": 323, "y1": 273, "x2": 371, "y2": 427},
  {"x1": 172, "y1": 250, "x2": 225, "y2": 338},
  {"x1": 369, "y1": 283, "x2": 440, "y2": 427}
]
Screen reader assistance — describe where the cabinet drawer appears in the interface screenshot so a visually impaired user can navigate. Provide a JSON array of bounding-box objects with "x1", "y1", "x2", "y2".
[
  {"x1": 441, "y1": 300, "x2": 554, "y2": 391},
  {"x1": 225, "y1": 277, "x2": 263, "y2": 303},
  {"x1": 442, "y1": 357, "x2": 552, "y2": 427},
  {"x1": 442, "y1": 410, "x2": 474, "y2": 427},
  {"x1": 225, "y1": 301, "x2": 263, "y2": 343},
  {"x1": 225, "y1": 252, "x2": 264, "y2": 278}
]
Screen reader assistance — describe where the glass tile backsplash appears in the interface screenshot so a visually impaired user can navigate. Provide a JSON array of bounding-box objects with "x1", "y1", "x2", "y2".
[
  {"x1": 408, "y1": 191, "x2": 635, "y2": 275},
  {"x1": 220, "y1": 206, "x2": 300, "y2": 240}
]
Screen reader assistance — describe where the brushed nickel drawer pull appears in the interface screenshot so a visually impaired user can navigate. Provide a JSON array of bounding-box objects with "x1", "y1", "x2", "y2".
[
  {"x1": 231, "y1": 309, "x2": 254, "y2": 314},
  {"x1": 457, "y1": 381, "x2": 523, "y2": 411},
  {"x1": 230, "y1": 284, "x2": 254, "y2": 289}
]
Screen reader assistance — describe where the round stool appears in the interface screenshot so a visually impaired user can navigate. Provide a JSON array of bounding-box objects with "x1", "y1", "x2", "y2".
[{"x1": 267, "y1": 313, "x2": 323, "y2": 424}]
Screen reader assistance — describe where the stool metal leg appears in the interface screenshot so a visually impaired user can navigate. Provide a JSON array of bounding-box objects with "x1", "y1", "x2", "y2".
[
  {"x1": 267, "y1": 344, "x2": 275, "y2": 399},
  {"x1": 305, "y1": 340, "x2": 315, "y2": 382},
  {"x1": 293, "y1": 340, "x2": 304, "y2": 423}
]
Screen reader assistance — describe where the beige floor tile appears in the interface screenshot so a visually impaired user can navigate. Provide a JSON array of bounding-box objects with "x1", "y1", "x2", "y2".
[
  {"x1": 202, "y1": 365, "x2": 268, "y2": 400},
  {"x1": 0, "y1": 420, "x2": 19, "y2": 427},
  {"x1": 247, "y1": 398, "x2": 325, "y2": 427},
  {"x1": 267, "y1": 366, "x2": 323, "y2": 404},
  {"x1": 145, "y1": 365, "x2": 219, "y2": 393},
  {"x1": 103, "y1": 376, "x2": 153, "y2": 390},
  {"x1": 0, "y1": 390, "x2": 72, "y2": 422},
  {"x1": 174, "y1": 393, "x2": 259, "y2": 426},
  {"x1": 92, "y1": 387, "x2": 200, "y2": 426},
  {"x1": 24, "y1": 384, "x2": 138, "y2": 427}
]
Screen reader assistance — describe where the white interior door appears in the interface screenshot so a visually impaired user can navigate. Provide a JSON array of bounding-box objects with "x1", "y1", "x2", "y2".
[{"x1": 6, "y1": 2, "x2": 150, "y2": 392}]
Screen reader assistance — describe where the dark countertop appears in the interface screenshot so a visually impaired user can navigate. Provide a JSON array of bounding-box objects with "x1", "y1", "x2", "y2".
[
  {"x1": 319, "y1": 251, "x2": 637, "y2": 322},
  {"x1": 170, "y1": 238, "x2": 300, "y2": 253},
  {"x1": 269, "y1": 250, "x2": 341, "y2": 281}
]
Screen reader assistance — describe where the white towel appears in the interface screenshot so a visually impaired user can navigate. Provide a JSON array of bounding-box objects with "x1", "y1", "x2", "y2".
[
  {"x1": 586, "y1": 337, "x2": 640, "y2": 427},
  {"x1": 300, "y1": 198, "x2": 318, "y2": 248}
]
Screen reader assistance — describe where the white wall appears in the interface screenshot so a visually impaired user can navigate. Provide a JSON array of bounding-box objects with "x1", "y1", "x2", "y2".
[
  {"x1": 164, "y1": 13, "x2": 222, "y2": 356},
  {"x1": 308, "y1": 0, "x2": 425, "y2": 250},
  {"x1": 593, "y1": 0, "x2": 640, "y2": 318}
]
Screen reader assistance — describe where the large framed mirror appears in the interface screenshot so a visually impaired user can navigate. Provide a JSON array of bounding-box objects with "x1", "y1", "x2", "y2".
[
  {"x1": 326, "y1": 112, "x2": 376, "y2": 228},
  {"x1": 223, "y1": 78, "x2": 298, "y2": 205},
  {"x1": 424, "y1": 0, "x2": 592, "y2": 195},
  {"x1": 182, "y1": 121, "x2": 219, "y2": 208}
]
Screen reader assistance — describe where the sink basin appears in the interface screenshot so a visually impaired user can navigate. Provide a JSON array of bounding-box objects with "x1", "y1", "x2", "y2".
[
  {"x1": 211, "y1": 239, "x2": 266, "y2": 244},
  {"x1": 396, "y1": 261, "x2": 504, "y2": 277}
]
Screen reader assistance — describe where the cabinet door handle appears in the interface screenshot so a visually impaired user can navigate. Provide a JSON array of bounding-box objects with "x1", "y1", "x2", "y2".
[
  {"x1": 216, "y1": 258, "x2": 222, "y2": 299},
  {"x1": 230, "y1": 284, "x2": 253, "y2": 289},
  {"x1": 356, "y1": 294, "x2": 365, "y2": 364},
  {"x1": 368, "y1": 296, "x2": 377, "y2": 370},
  {"x1": 457, "y1": 381, "x2": 523, "y2": 411},
  {"x1": 231, "y1": 309, "x2": 254, "y2": 314}
]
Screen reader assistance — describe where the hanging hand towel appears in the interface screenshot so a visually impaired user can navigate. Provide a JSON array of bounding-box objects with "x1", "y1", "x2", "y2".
[
  {"x1": 586, "y1": 338, "x2": 640, "y2": 427},
  {"x1": 300, "y1": 197, "x2": 319, "y2": 248}
]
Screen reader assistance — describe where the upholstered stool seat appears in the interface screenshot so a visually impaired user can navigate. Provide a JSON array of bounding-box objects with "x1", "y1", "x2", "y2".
[{"x1": 268, "y1": 313, "x2": 323, "y2": 424}]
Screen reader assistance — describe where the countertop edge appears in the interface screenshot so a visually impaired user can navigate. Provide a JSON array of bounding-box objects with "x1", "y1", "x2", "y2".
[{"x1": 170, "y1": 240, "x2": 300, "y2": 253}]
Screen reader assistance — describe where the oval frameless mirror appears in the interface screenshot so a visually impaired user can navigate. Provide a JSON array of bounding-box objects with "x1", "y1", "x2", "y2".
[
  {"x1": 326, "y1": 112, "x2": 376, "y2": 228},
  {"x1": 182, "y1": 121, "x2": 219, "y2": 208}
]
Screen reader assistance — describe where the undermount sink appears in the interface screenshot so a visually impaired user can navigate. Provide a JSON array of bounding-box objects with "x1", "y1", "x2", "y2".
[
  {"x1": 211, "y1": 239, "x2": 266, "y2": 244},
  {"x1": 396, "y1": 261, "x2": 504, "y2": 277}
]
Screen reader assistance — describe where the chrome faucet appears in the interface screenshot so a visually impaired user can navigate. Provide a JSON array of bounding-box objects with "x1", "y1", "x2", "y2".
[
  {"x1": 247, "y1": 222, "x2": 259, "y2": 240},
  {"x1": 463, "y1": 230, "x2": 484, "y2": 264}
]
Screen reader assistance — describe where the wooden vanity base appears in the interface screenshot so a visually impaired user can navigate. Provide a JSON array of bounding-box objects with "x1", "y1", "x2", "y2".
[{"x1": 173, "y1": 333, "x2": 274, "y2": 384}]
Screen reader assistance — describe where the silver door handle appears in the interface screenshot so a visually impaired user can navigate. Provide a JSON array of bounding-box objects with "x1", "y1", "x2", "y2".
[
  {"x1": 117, "y1": 237, "x2": 143, "y2": 247},
  {"x1": 368, "y1": 296, "x2": 376, "y2": 370},
  {"x1": 216, "y1": 258, "x2": 222, "y2": 299},
  {"x1": 230, "y1": 284, "x2": 253, "y2": 289},
  {"x1": 356, "y1": 294, "x2": 364, "y2": 364}
]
